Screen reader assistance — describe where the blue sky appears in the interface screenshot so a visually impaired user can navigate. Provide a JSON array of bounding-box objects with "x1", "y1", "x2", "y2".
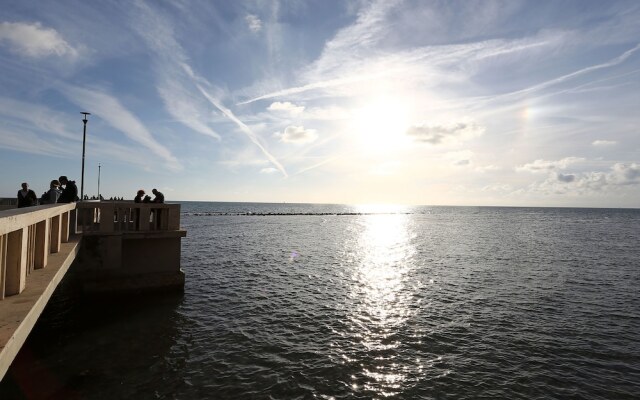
[{"x1": 1, "y1": 0, "x2": 638, "y2": 207}]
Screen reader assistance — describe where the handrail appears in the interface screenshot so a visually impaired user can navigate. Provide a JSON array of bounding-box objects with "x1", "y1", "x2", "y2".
[{"x1": 0, "y1": 203, "x2": 76, "y2": 299}]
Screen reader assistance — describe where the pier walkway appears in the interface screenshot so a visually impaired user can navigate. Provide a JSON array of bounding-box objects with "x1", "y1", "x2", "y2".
[{"x1": 0, "y1": 202, "x2": 184, "y2": 380}]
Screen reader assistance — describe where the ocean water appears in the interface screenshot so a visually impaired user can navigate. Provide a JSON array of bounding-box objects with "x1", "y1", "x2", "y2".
[{"x1": 1, "y1": 203, "x2": 639, "y2": 399}]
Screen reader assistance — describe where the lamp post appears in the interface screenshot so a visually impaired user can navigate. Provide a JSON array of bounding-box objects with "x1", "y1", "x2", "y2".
[
  {"x1": 97, "y1": 163, "x2": 101, "y2": 201},
  {"x1": 80, "y1": 112, "x2": 91, "y2": 201}
]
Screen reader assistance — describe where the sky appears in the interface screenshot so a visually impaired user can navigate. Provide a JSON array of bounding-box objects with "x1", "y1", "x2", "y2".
[{"x1": 0, "y1": 0, "x2": 639, "y2": 207}]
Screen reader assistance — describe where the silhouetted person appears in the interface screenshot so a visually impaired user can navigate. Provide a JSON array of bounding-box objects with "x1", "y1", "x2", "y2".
[
  {"x1": 151, "y1": 189, "x2": 164, "y2": 203},
  {"x1": 58, "y1": 176, "x2": 78, "y2": 203},
  {"x1": 134, "y1": 190, "x2": 146, "y2": 203},
  {"x1": 40, "y1": 180, "x2": 62, "y2": 204},
  {"x1": 17, "y1": 182, "x2": 37, "y2": 208}
]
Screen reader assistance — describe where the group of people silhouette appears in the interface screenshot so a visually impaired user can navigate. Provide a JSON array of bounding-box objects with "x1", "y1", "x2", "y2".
[
  {"x1": 17, "y1": 176, "x2": 78, "y2": 208},
  {"x1": 17, "y1": 178, "x2": 165, "y2": 207},
  {"x1": 134, "y1": 189, "x2": 164, "y2": 204}
]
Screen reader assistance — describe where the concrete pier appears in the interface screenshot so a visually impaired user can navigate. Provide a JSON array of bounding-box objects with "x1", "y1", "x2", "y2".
[
  {"x1": 0, "y1": 201, "x2": 186, "y2": 380},
  {"x1": 76, "y1": 202, "x2": 186, "y2": 294}
]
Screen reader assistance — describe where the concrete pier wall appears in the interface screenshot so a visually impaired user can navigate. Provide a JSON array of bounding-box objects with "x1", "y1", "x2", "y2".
[{"x1": 75, "y1": 202, "x2": 186, "y2": 294}]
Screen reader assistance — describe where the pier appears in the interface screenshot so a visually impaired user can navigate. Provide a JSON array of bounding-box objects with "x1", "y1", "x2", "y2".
[{"x1": 0, "y1": 202, "x2": 185, "y2": 380}]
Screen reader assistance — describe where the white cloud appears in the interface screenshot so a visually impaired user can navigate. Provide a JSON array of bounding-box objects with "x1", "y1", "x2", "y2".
[
  {"x1": 610, "y1": 162, "x2": 640, "y2": 184},
  {"x1": 59, "y1": 85, "x2": 183, "y2": 171},
  {"x1": 267, "y1": 101, "x2": 305, "y2": 115},
  {"x1": 245, "y1": 14, "x2": 262, "y2": 33},
  {"x1": 276, "y1": 125, "x2": 318, "y2": 144},
  {"x1": 406, "y1": 121, "x2": 485, "y2": 145},
  {"x1": 592, "y1": 140, "x2": 617, "y2": 146},
  {"x1": 260, "y1": 167, "x2": 278, "y2": 174},
  {"x1": 526, "y1": 163, "x2": 640, "y2": 195},
  {"x1": 516, "y1": 157, "x2": 585, "y2": 173},
  {"x1": 0, "y1": 22, "x2": 78, "y2": 58}
]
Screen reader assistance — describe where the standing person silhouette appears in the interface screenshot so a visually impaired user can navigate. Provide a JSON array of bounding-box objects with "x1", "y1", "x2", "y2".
[{"x1": 17, "y1": 182, "x2": 37, "y2": 208}]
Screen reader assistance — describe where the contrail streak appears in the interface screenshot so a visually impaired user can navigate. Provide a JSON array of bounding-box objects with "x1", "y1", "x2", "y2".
[
  {"x1": 237, "y1": 72, "x2": 387, "y2": 106},
  {"x1": 195, "y1": 83, "x2": 288, "y2": 177}
]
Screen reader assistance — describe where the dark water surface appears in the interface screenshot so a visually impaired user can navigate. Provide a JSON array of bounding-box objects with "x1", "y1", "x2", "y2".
[{"x1": 2, "y1": 203, "x2": 639, "y2": 399}]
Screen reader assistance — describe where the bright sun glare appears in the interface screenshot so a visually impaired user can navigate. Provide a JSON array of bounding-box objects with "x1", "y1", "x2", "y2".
[{"x1": 351, "y1": 98, "x2": 411, "y2": 154}]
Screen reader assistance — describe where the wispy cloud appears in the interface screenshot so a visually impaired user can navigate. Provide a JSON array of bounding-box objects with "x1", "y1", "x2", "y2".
[
  {"x1": 58, "y1": 85, "x2": 183, "y2": 171},
  {"x1": 592, "y1": 140, "x2": 617, "y2": 146},
  {"x1": 132, "y1": 2, "x2": 286, "y2": 176},
  {"x1": 0, "y1": 95, "x2": 167, "y2": 169},
  {"x1": 516, "y1": 157, "x2": 585, "y2": 173},
  {"x1": 245, "y1": 14, "x2": 262, "y2": 33},
  {"x1": 0, "y1": 96, "x2": 76, "y2": 140},
  {"x1": 237, "y1": 72, "x2": 389, "y2": 105},
  {"x1": 294, "y1": 156, "x2": 339, "y2": 176},
  {"x1": 156, "y1": 75, "x2": 222, "y2": 140},
  {"x1": 132, "y1": 1, "x2": 221, "y2": 141},
  {"x1": 0, "y1": 128, "x2": 72, "y2": 156},
  {"x1": 0, "y1": 21, "x2": 78, "y2": 59}
]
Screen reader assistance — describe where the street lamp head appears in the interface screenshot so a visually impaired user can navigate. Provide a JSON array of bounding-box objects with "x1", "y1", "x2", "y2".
[{"x1": 81, "y1": 112, "x2": 91, "y2": 123}]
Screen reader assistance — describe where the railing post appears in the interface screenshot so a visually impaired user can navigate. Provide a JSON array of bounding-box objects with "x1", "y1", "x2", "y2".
[
  {"x1": 5, "y1": 228, "x2": 27, "y2": 296},
  {"x1": 50, "y1": 215, "x2": 61, "y2": 253},
  {"x1": 99, "y1": 204, "x2": 115, "y2": 233},
  {"x1": 61, "y1": 212, "x2": 70, "y2": 243},
  {"x1": 70, "y1": 208, "x2": 78, "y2": 235},
  {"x1": 168, "y1": 206, "x2": 180, "y2": 230},
  {"x1": 0, "y1": 234, "x2": 6, "y2": 299},
  {"x1": 35, "y1": 219, "x2": 50, "y2": 269},
  {"x1": 27, "y1": 225, "x2": 36, "y2": 275},
  {"x1": 138, "y1": 207, "x2": 150, "y2": 231}
]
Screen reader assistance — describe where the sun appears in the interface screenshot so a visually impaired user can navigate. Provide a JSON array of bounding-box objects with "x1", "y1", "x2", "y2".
[{"x1": 350, "y1": 97, "x2": 411, "y2": 154}]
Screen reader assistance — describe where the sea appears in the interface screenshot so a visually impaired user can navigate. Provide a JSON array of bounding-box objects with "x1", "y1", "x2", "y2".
[{"x1": 1, "y1": 202, "x2": 639, "y2": 399}]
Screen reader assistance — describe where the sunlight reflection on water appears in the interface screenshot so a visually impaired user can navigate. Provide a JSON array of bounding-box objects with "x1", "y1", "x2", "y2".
[{"x1": 345, "y1": 208, "x2": 422, "y2": 397}]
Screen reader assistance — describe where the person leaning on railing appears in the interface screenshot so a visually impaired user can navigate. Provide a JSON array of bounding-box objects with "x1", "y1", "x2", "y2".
[
  {"x1": 151, "y1": 189, "x2": 164, "y2": 203},
  {"x1": 58, "y1": 176, "x2": 78, "y2": 203},
  {"x1": 134, "y1": 189, "x2": 146, "y2": 203},
  {"x1": 40, "y1": 180, "x2": 62, "y2": 204}
]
